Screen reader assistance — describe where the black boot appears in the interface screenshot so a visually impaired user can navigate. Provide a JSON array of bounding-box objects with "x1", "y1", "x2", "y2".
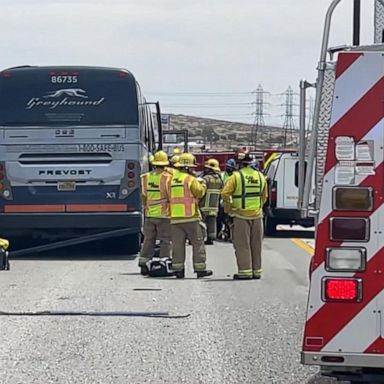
[
  {"x1": 174, "y1": 270, "x2": 185, "y2": 279},
  {"x1": 233, "y1": 274, "x2": 252, "y2": 280},
  {"x1": 196, "y1": 270, "x2": 213, "y2": 278},
  {"x1": 205, "y1": 238, "x2": 214, "y2": 245},
  {"x1": 140, "y1": 266, "x2": 149, "y2": 276}
]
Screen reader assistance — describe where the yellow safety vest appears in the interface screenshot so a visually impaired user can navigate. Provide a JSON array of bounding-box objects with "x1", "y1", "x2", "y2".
[
  {"x1": 232, "y1": 167, "x2": 263, "y2": 210},
  {"x1": 200, "y1": 173, "x2": 223, "y2": 216},
  {"x1": 169, "y1": 170, "x2": 196, "y2": 218},
  {"x1": 141, "y1": 171, "x2": 169, "y2": 218}
]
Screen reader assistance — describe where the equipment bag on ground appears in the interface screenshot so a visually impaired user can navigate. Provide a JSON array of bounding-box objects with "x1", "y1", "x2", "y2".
[{"x1": 146, "y1": 257, "x2": 174, "y2": 277}]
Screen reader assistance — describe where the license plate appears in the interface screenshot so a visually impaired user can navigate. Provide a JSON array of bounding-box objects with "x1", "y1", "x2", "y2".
[{"x1": 57, "y1": 181, "x2": 76, "y2": 191}]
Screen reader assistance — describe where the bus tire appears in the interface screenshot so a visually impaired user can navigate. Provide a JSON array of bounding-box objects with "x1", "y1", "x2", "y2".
[
  {"x1": 264, "y1": 216, "x2": 277, "y2": 236},
  {"x1": 106, "y1": 233, "x2": 141, "y2": 255},
  {"x1": 127, "y1": 233, "x2": 141, "y2": 255}
]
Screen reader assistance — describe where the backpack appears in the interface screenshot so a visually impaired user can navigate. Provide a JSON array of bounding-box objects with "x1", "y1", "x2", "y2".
[{"x1": 146, "y1": 257, "x2": 174, "y2": 277}]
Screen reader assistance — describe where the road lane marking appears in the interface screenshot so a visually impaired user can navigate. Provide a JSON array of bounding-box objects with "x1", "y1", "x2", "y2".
[{"x1": 291, "y1": 238, "x2": 314, "y2": 255}]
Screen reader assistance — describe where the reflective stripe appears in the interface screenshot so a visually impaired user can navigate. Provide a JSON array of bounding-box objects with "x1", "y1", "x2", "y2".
[
  {"x1": 193, "y1": 262, "x2": 207, "y2": 271},
  {"x1": 232, "y1": 168, "x2": 263, "y2": 210},
  {"x1": 200, "y1": 174, "x2": 223, "y2": 215},
  {"x1": 237, "y1": 269, "x2": 253, "y2": 276},
  {"x1": 142, "y1": 172, "x2": 169, "y2": 218},
  {"x1": 138, "y1": 256, "x2": 150, "y2": 266},
  {"x1": 171, "y1": 262, "x2": 184, "y2": 271},
  {"x1": 170, "y1": 171, "x2": 197, "y2": 218}
]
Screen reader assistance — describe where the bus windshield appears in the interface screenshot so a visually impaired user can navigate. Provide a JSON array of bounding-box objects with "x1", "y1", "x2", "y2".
[{"x1": 0, "y1": 67, "x2": 139, "y2": 126}]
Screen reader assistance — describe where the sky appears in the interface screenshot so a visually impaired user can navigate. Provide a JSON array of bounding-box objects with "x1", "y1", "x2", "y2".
[{"x1": 0, "y1": 0, "x2": 377, "y2": 127}]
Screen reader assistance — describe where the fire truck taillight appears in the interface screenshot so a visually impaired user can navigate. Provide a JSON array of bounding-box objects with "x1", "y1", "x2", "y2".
[
  {"x1": 322, "y1": 278, "x2": 362, "y2": 302},
  {"x1": 333, "y1": 187, "x2": 373, "y2": 211},
  {"x1": 330, "y1": 217, "x2": 369, "y2": 242},
  {"x1": 326, "y1": 247, "x2": 366, "y2": 272}
]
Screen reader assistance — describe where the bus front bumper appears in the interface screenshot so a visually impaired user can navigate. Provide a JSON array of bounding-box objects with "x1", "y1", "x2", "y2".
[{"x1": 0, "y1": 212, "x2": 142, "y2": 230}]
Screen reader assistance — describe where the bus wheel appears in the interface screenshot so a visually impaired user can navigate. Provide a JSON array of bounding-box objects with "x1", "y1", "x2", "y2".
[{"x1": 264, "y1": 216, "x2": 277, "y2": 236}]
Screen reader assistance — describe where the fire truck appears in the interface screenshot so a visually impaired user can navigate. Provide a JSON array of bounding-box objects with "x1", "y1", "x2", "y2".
[
  {"x1": 300, "y1": 1, "x2": 384, "y2": 382},
  {"x1": 193, "y1": 149, "x2": 295, "y2": 172}
]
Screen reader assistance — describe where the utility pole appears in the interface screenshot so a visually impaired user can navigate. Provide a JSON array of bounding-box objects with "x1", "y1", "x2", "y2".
[
  {"x1": 281, "y1": 86, "x2": 298, "y2": 147},
  {"x1": 306, "y1": 96, "x2": 314, "y2": 143},
  {"x1": 251, "y1": 85, "x2": 268, "y2": 149}
]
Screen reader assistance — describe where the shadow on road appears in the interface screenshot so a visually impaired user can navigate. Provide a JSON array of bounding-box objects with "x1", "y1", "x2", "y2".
[
  {"x1": 10, "y1": 243, "x2": 138, "y2": 261},
  {"x1": 266, "y1": 229, "x2": 314, "y2": 239},
  {"x1": 305, "y1": 373, "x2": 338, "y2": 383}
]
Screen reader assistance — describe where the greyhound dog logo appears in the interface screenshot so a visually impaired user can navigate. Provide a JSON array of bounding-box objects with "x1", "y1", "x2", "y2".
[{"x1": 44, "y1": 88, "x2": 88, "y2": 99}]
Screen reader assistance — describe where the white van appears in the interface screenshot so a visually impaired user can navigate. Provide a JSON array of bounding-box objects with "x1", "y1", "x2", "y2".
[{"x1": 263, "y1": 153, "x2": 314, "y2": 235}]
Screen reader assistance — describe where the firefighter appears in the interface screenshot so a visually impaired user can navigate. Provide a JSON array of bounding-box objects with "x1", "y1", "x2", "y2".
[
  {"x1": 167, "y1": 153, "x2": 213, "y2": 278},
  {"x1": 221, "y1": 158, "x2": 237, "y2": 184},
  {"x1": 166, "y1": 147, "x2": 182, "y2": 175},
  {"x1": 217, "y1": 158, "x2": 237, "y2": 240},
  {"x1": 199, "y1": 158, "x2": 223, "y2": 245},
  {"x1": 138, "y1": 150, "x2": 171, "y2": 276},
  {"x1": 221, "y1": 150, "x2": 268, "y2": 280}
]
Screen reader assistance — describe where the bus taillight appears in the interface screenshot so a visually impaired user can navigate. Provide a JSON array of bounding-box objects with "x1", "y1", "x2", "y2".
[
  {"x1": 128, "y1": 162, "x2": 135, "y2": 170},
  {"x1": 128, "y1": 172, "x2": 135, "y2": 179}
]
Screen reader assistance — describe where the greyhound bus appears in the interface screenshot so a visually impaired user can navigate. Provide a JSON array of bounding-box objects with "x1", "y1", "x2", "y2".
[{"x1": 0, "y1": 65, "x2": 161, "y2": 252}]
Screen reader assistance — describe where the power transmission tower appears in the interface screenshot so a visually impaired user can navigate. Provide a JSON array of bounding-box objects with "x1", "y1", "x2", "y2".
[
  {"x1": 251, "y1": 85, "x2": 268, "y2": 149},
  {"x1": 281, "y1": 86, "x2": 298, "y2": 147}
]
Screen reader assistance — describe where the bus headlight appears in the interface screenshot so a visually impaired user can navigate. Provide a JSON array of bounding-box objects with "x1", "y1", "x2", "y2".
[
  {"x1": 120, "y1": 188, "x2": 129, "y2": 196},
  {"x1": 3, "y1": 189, "x2": 11, "y2": 198}
]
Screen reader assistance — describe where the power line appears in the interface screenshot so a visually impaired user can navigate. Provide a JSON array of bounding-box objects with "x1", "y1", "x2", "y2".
[
  {"x1": 162, "y1": 102, "x2": 253, "y2": 106},
  {"x1": 146, "y1": 91, "x2": 253, "y2": 96},
  {"x1": 163, "y1": 105, "x2": 253, "y2": 109}
]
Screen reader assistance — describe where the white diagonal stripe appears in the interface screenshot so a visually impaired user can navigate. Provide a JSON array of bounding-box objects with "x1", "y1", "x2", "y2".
[
  {"x1": 318, "y1": 118, "x2": 384, "y2": 223},
  {"x1": 331, "y1": 53, "x2": 384, "y2": 126},
  {"x1": 322, "y1": 290, "x2": 384, "y2": 353},
  {"x1": 306, "y1": 202, "x2": 384, "y2": 321}
]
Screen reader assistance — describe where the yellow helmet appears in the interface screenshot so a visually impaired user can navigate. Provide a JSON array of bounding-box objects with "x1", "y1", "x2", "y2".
[
  {"x1": 204, "y1": 158, "x2": 220, "y2": 172},
  {"x1": 151, "y1": 150, "x2": 169, "y2": 166},
  {"x1": 174, "y1": 153, "x2": 198, "y2": 168},
  {"x1": 170, "y1": 154, "x2": 180, "y2": 165},
  {"x1": 172, "y1": 147, "x2": 182, "y2": 156}
]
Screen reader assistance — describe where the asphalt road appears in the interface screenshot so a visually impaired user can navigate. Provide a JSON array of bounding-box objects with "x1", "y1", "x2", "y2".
[{"x1": 0, "y1": 229, "x2": 336, "y2": 384}]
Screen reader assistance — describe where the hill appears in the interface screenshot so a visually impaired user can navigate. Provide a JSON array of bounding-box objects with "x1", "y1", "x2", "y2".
[{"x1": 162, "y1": 114, "x2": 298, "y2": 150}]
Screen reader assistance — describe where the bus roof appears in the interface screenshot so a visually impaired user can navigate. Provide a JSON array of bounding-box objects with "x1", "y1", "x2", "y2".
[{"x1": 1, "y1": 65, "x2": 136, "y2": 79}]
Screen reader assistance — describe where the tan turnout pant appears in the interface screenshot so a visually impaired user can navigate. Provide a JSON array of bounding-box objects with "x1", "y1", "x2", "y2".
[
  {"x1": 138, "y1": 217, "x2": 171, "y2": 266},
  {"x1": 202, "y1": 213, "x2": 217, "y2": 241},
  {"x1": 171, "y1": 221, "x2": 207, "y2": 272},
  {"x1": 232, "y1": 217, "x2": 263, "y2": 277}
]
